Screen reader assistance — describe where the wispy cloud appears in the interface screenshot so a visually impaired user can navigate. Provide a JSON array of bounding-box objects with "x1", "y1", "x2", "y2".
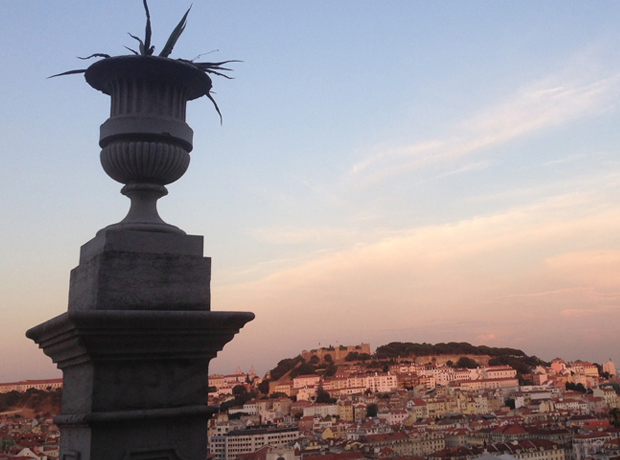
[
  {"x1": 478, "y1": 333, "x2": 496, "y2": 342},
  {"x1": 542, "y1": 154, "x2": 586, "y2": 167},
  {"x1": 425, "y1": 160, "x2": 492, "y2": 182},
  {"x1": 348, "y1": 69, "x2": 620, "y2": 186},
  {"x1": 561, "y1": 306, "x2": 618, "y2": 318},
  {"x1": 248, "y1": 226, "x2": 358, "y2": 245}
]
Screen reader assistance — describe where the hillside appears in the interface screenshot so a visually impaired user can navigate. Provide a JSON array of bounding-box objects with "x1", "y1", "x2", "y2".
[
  {"x1": 0, "y1": 388, "x2": 61, "y2": 417},
  {"x1": 265, "y1": 341, "x2": 549, "y2": 387}
]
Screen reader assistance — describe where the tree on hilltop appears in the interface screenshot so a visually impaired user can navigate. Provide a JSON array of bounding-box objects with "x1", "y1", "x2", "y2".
[
  {"x1": 456, "y1": 357, "x2": 478, "y2": 369},
  {"x1": 269, "y1": 356, "x2": 304, "y2": 381},
  {"x1": 290, "y1": 362, "x2": 316, "y2": 378},
  {"x1": 375, "y1": 341, "x2": 528, "y2": 360}
]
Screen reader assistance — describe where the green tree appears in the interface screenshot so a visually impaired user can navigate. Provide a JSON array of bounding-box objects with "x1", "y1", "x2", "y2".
[
  {"x1": 366, "y1": 361, "x2": 381, "y2": 369},
  {"x1": 366, "y1": 403, "x2": 378, "y2": 418},
  {"x1": 324, "y1": 363, "x2": 338, "y2": 377},
  {"x1": 232, "y1": 385, "x2": 251, "y2": 404},
  {"x1": 375, "y1": 341, "x2": 530, "y2": 360},
  {"x1": 290, "y1": 362, "x2": 317, "y2": 378},
  {"x1": 219, "y1": 398, "x2": 242, "y2": 412},
  {"x1": 232, "y1": 385, "x2": 247, "y2": 396},
  {"x1": 565, "y1": 382, "x2": 587, "y2": 393},
  {"x1": 456, "y1": 357, "x2": 478, "y2": 369},
  {"x1": 269, "y1": 356, "x2": 304, "y2": 381},
  {"x1": 575, "y1": 383, "x2": 587, "y2": 393},
  {"x1": 257, "y1": 379, "x2": 270, "y2": 395},
  {"x1": 324, "y1": 354, "x2": 333, "y2": 363},
  {"x1": 504, "y1": 398, "x2": 516, "y2": 410},
  {"x1": 609, "y1": 408, "x2": 620, "y2": 429},
  {"x1": 309, "y1": 355, "x2": 320, "y2": 365},
  {"x1": 316, "y1": 387, "x2": 332, "y2": 404}
]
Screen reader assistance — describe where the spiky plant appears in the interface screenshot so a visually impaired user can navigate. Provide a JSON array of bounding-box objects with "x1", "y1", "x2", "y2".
[{"x1": 51, "y1": 0, "x2": 238, "y2": 122}]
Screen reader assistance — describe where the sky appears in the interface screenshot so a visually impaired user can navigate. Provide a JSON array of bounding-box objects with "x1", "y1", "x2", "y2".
[{"x1": 1, "y1": 1, "x2": 620, "y2": 382}]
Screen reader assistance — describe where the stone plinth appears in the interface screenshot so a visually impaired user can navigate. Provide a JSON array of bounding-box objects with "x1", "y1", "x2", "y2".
[
  {"x1": 27, "y1": 230, "x2": 254, "y2": 460},
  {"x1": 69, "y1": 230, "x2": 211, "y2": 311}
]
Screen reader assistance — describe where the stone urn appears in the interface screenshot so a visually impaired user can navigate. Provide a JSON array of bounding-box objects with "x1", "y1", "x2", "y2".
[
  {"x1": 27, "y1": 54, "x2": 254, "y2": 460},
  {"x1": 85, "y1": 55, "x2": 214, "y2": 234}
]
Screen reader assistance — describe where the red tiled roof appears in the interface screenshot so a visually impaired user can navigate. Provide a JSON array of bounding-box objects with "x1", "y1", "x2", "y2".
[
  {"x1": 304, "y1": 453, "x2": 365, "y2": 460},
  {"x1": 364, "y1": 432, "x2": 409, "y2": 443}
]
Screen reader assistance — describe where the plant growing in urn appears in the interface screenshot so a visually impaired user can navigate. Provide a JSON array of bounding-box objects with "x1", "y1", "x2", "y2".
[{"x1": 52, "y1": 0, "x2": 238, "y2": 234}]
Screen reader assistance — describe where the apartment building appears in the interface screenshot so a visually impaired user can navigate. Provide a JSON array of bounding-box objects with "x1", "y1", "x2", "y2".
[{"x1": 210, "y1": 426, "x2": 299, "y2": 460}]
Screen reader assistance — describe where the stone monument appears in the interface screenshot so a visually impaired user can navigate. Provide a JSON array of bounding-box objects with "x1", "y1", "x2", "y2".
[{"x1": 27, "y1": 7, "x2": 253, "y2": 460}]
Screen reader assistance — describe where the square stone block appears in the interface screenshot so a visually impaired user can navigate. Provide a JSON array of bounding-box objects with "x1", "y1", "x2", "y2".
[{"x1": 68, "y1": 230, "x2": 210, "y2": 311}]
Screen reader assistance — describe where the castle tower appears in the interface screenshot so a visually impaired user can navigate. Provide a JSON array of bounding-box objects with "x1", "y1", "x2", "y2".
[{"x1": 603, "y1": 359, "x2": 616, "y2": 377}]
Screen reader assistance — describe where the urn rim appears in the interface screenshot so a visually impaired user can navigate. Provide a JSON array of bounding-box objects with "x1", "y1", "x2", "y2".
[{"x1": 84, "y1": 55, "x2": 212, "y2": 101}]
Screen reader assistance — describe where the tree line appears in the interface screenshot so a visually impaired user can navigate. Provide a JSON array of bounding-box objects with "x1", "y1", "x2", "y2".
[{"x1": 375, "y1": 342, "x2": 530, "y2": 360}]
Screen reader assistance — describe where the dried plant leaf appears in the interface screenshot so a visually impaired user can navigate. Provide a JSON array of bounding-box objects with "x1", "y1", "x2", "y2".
[
  {"x1": 77, "y1": 53, "x2": 111, "y2": 60},
  {"x1": 143, "y1": 0, "x2": 152, "y2": 55},
  {"x1": 203, "y1": 69, "x2": 234, "y2": 79},
  {"x1": 48, "y1": 69, "x2": 88, "y2": 79},
  {"x1": 206, "y1": 92, "x2": 223, "y2": 125},
  {"x1": 125, "y1": 46, "x2": 140, "y2": 55},
  {"x1": 159, "y1": 5, "x2": 191, "y2": 58},
  {"x1": 195, "y1": 60, "x2": 242, "y2": 67},
  {"x1": 128, "y1": 33, "x2": 145, "y2": 56}
]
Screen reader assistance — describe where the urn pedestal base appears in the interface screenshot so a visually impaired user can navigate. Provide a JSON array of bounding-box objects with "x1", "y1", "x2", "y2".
[{"x1": 27, "y1": 230, "x2": 254, "y2": 460}]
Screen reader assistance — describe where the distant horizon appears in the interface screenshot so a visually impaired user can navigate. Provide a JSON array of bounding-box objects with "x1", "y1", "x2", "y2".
[{"x1": 16, "y1": 339, "x2": 619, "y2": 383}]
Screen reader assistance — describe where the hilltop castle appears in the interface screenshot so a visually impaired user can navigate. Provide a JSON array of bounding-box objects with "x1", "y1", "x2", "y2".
[{"x1": 301, "y1": 343, "x2": 371, "y2": 362}]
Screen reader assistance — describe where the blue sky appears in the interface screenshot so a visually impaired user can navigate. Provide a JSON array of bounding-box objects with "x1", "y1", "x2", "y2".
[{"x1": 1, "y1": 1, "x2": 620, "y2": 381}]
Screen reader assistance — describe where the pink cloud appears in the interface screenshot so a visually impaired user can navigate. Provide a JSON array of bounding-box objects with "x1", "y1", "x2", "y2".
[
  {"x1": 560, "y1": 305, "x2": 618, "y2": 318},
  {"x1": 477, "y1": 333, "x2": 496, "y2": 342}
]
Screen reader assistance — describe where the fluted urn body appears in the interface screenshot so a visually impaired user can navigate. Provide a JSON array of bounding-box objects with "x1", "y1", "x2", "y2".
[{"x1": 86, "y1": 56, "x2": 213, "y2": 234}]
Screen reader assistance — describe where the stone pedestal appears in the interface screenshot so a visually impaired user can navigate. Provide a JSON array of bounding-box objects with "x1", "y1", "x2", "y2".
[
  {"x1": 27, "y1": 230, "x2": 253, "y2": 460},
  {"x1": 29, "y1": 50, "x2": 251, "y2": 460}
]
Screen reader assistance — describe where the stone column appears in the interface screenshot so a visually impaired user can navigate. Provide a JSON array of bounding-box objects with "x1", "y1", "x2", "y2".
[{"x1": 27, "y1": 56, "x2": 253, "y2": 460}]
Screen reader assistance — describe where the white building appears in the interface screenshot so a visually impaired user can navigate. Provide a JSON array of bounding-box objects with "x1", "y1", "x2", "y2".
[
  {"x1": 292, "y1": 374, "x2": 321, "y2": 389},
  {"x1": 210, "y1": 426, "x2": 299, "y2": 460},
  {"x1": 302, "y1": 403, "x2": 338, "y2": 418},
  {"x1": 365, "y1": 372, "x2": 398, "y2": 393},
  {"x1": 482, "y1": 366, "x2": 517, "y2": 380}
]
